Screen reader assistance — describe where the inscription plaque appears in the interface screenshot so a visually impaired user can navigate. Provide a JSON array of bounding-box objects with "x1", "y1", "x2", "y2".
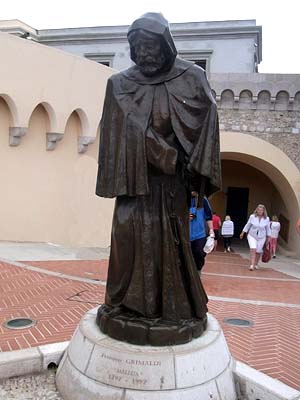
[{"x1": 85, "y1": 347, "x2": 175, "y2": 390}]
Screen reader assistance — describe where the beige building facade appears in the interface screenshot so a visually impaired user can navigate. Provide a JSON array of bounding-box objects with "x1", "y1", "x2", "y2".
[
  {"x1": 0, "y1": 29, "x2": 299, "y2": 255},
  {"x1": 0, "y1": 32, "x2": 114, "y2": 247}
]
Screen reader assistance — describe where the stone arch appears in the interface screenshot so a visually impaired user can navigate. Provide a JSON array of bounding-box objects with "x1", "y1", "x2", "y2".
[
  {"x1": 28, "y1": 103, "x2": 52, "y2": 132},
  {"x1": 293, "y1": 91, "x2": 300, "y2": 111},
  {"x1": 275, "y1": 91, "x2": 289, "y2": 111},
  {"x1": 220, "y1": 89, "x2": 234, "y2": 109},
  {"x1": 67, "y1": 108, "x2": 96, "y2": 153},
  {"x1": 28, "y1": 103, "x2": 68, "y2": 151},
  {"x1": 40, "y1": 102, "x2": 58, "y2": 132},
  {"x1": 0, "y1": 96, "x2": 14, "y2": 147},
  {"x1": 0, "y1": 93, "x2": 19, "y2": 126},
  {"x1": 257, "y1": 90, "x2": 271, "y2": 110},
  {"x1": 0, "y1": 95, "x2": 13, "y2": 126},
  {"x1": 64, "y1": 108, "x2": 90, "y2": 137},
  {"x1": 220, "y1": 131, "x2": 300, "y2": 255},
  {"x1": 27, "y1": 103, "x2": 54, "y2": 149},
  {"x1": 28, "y1": 101, "x2": 59, "y2": 133},
  {"x1": 239, "y1": 90, "x2": 253, "y2": 110},
  {"x1": 63, "y1": 109, "x2": 95, "y2": 154}
]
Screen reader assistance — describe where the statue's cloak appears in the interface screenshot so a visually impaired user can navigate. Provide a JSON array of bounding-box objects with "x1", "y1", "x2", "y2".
[
  {"x1": 96, "y1": 58, "x2": 221, "y2": 198},
  {"x1": 95, "y1": 12, "x2": 222, "y2": 345}
]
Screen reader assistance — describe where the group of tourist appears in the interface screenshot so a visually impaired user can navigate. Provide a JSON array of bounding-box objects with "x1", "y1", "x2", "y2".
[
  {"x1": 189, "y1": 195, "x2": 289, "y2": 272},
  {"x1": 239, "y1": 205, "x2": 280, "y2": 270},
  {"x1": 189, "y1": 194, "x2": 232, "y2": 272}
]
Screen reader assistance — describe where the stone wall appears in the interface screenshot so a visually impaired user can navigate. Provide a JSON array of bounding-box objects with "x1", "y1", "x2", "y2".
[
  {"x1": 209, "y1": 73, "x2": 300, "y2": 169},
  {"x1": 218, "y1": 109, "x2": 300, "y2": 169}
]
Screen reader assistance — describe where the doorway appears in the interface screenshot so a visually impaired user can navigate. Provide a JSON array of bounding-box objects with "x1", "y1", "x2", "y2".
[{"x1": 226, "y1": 187, "x2": 249, "y2": 237}]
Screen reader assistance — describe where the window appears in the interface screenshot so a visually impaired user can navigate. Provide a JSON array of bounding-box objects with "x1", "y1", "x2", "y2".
[
  {"x1": 191, "y1": 59, "x2": 207, "y2": 70},
  {"x1": 84, "y1": 53, "x2": 114, "y2": 67},
  {"x1": 178, "y1": 50, "x2": 212, "y2": 72},
  {"x1": 98, "y1": 61, "x2": 110, "y2": 67}
]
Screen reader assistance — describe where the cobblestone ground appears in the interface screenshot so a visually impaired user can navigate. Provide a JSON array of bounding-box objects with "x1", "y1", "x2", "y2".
[{"x1": 0, "y1": 371, "x2": 62, "y2": 400}]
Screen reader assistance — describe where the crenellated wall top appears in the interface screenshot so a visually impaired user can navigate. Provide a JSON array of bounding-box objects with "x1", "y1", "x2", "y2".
[{"x1": 208, "y1": 72, "x2": 300, "y2": 111}]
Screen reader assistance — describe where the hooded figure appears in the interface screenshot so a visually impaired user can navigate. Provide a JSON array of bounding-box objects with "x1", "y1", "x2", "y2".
[{"x1": 96, "y1": 13, "x2": 221, "y2": 346}]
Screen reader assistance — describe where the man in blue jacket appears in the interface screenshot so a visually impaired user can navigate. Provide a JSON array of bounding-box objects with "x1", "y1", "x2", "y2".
[{"x1": 190, "y1": 191, "x2": 214, "y2": 272}]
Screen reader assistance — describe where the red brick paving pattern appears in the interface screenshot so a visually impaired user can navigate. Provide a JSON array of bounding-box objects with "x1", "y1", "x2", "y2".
[
  {"x1": 1, "y1": 254, "x2": 300, "y2": 390},
  {"x1": 23, "y1": 260, "x2": 109, "y2": 281},
  {"x1": 209, "y1": 300, "x2": 300, "y2": 389},
  {"x1": 204, "y1": 254, "x2": 300, "y2": 389},
  {"x1": 0, "y1": 261, "x2": 105, "y2": 351},
  {"x1": 204, "y1": 274, "x2": 300, "y2": 304}
]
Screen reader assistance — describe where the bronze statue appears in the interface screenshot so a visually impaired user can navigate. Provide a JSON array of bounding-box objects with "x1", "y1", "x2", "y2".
[{"x1": 95, "y1": 12, "x2": 221, "y2": 346}]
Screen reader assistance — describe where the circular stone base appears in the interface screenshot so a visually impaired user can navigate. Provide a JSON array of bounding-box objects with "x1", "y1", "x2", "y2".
[
  {"x1": 56, "y1": 307, "x2": 237, "y2": 400},
  {"x1": 96, "y1": 304, "x2": 207, "y2": 346}
]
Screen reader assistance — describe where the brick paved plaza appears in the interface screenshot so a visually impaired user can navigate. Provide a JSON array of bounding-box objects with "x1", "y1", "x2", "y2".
[{"x1": 0, "y1": 249, "x2": 300, "y2": 391}]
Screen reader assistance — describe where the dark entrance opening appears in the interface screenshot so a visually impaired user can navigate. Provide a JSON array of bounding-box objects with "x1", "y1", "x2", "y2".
[{"x1": 226, "y1": 187, "x2": 249, "y2": 237}]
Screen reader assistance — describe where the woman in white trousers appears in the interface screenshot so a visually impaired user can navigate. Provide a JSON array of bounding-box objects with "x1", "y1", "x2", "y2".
[{"x1": 240, "y1": 204, "x2": 271, "y2": 271}]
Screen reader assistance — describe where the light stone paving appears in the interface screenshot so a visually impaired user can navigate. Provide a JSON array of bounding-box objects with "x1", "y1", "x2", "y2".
[
  {"x1": 232, "y1": 242, "x2": 300, "y2": 279},
  {"x1": 204, "y1": 271, "x2": 300, "y2": 282},
  {"x1": 0, "y1": 370, "x2": 62, "y2": 399},
  {"x1": 0, "y1": 240, "x2": 299, "y2": 279},
  {"x1": 0, "y1": 241, "x2": 110, "y2": 261},
  {"x1": 209, "y1": 295, "x2": 300, "y2": 309}
]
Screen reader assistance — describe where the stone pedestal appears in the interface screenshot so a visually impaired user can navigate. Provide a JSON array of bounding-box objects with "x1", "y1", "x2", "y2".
[{"x1": 56, "y1": 307, "x2": 237, "y2": 400}]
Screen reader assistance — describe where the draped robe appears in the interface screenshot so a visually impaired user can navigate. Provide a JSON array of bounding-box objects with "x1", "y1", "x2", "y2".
[{"x1": 96, "y1": 58, "x2": 221, "y2": 345}]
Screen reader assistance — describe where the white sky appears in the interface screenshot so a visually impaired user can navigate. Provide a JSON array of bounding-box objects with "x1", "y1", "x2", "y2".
[{"x1": 1, "y1": 0, "x2": 299, "y2": 74}]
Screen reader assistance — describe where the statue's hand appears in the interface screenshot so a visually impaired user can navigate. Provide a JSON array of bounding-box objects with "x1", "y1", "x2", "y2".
[
  {"x1": 186, "y1": 161, "x2": 192, "y2": 171},
  {"x1": 184, "y1": 163, "x2": 198, "y2": 185}
]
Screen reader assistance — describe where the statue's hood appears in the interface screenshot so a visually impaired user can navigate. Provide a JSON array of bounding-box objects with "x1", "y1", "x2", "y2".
[{"x1": 127, "y1": 12, "x2": 177, "y2": 68}]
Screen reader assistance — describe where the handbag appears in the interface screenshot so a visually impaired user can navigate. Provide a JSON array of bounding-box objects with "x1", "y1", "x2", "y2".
[
  {"x1": 262, "y1": 241, "x2": 271, "y2": 263},
  {"x1": 203, "y1": 236, "x2": 214, "y2": 254}
]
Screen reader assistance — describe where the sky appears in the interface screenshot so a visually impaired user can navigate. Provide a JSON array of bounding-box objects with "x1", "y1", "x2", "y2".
[{"x1": 1, "y1": 0, "x2": 299, "y2": 74}]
